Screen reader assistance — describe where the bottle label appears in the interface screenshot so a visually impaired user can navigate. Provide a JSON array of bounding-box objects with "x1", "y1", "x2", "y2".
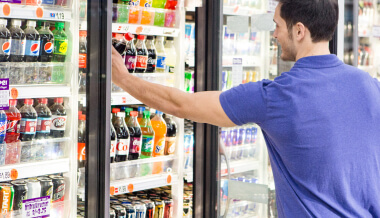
[
  {"x1": 156, "y1": 56, "x2": 166, "y2": 69},
  {"x1": 25, "y1": 40, "x2": 40, "y2": 56},
  {"x1": 19, "y1": 118, "x2": 37, "y2": 134},
  {"x1": 245, "y1": 128, "x2": 252, "y2": 145},
  {"x1": 53, "y1": 39, "x2": 68, "y2": 55},
  {"x1": 41, "y1": 41, "x2": 54, "y2": 54},
  {"x1": 125, "y1": 55, "x2": 136, "y2": 70},
  {"x1": 141, "y1": 0, "x2": 152, "y2": 7},
  {"x1": 6, "y1": 120, "x2": 18, "y2": 134},
  {"x1": 129, "y1": 136, "x2": 142, "y2": 154},
  {"x1": 0, "y1": 39, "x2": 11, "y2": 56},
  {"x1": 116, "y1": 139, "x2": 129, "y2": 155},
  {"x1": 10, "y1": 39, "x2": 25, "y2": 56},
  {"x1": 238, "y1": 128, "x2": 245, "y2": 145},
  {"x1": 136, "y1": 55, "x2": 148, "y2": 69},
  {"x1": 141, "y1": 135, "x2": 153, "y2": 153},
  {"x1": 110, "y1": 140, "x2": 117, "y2": 158},
  {"x1": 36, "y1": 117, "x2": 52, "y2": 133},
  {"x1": 165, "y1": 137, "x2": 176, "y2": 155},
  {"x1": 78, "y1": 143, "x2": 86, "y2": 161},
  {"x1": 79, "y1": 53, "x2": 87, "y2": 69},
  {"x1": 147, "y1": 56, "x2": 156, "y2": 72},
  {"x1": 50, "y1": 115, "x2": 67, "y2": 131},
  {"x1": 130, "y1": 0, "x2": 139, "y2": 6},
  {"x1": 0, "y1": 120, "x2": 6, "y2": 138},
  {"x1": 154, "y1": 137, "x2": 165, "y2": 155}
]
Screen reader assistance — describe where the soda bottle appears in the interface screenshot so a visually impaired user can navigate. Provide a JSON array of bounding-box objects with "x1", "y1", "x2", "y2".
[
  {"x1": 152, "y1": 0, "x2": 166, "y2": 8},
  {"x1": 79, "y1": 31, "x2": 87, "y2": 93},
  {"x1": 164, "y1": 37, "x2": 176, "y2": 73},
  {"x1": 140, "y1": 110, "x2": 154, "y2": 159},
  {"x1": 0, "y1": 110, "x2": 6, "y2": 144},
  {"x1": 9, "y1": 19, "x2": 26, "y2": 62},
  {"x1": 117, "y1": 0, "x2": 130, "y2": 23},
  {"x1": 52, "y1": 22, "x2": 68, "y2": 62},
  {"x1": 78, "y1": 114, "x2": 86, "y2": 168},
  {"x1": 135, "y1": 35, "x2": 148, "y2": 73},
  {"x1": 49, "y1": 98, "x2": 67, "y2": 138},
  {"x1": 114, "y1": 112, "x2": 130, "y2": 162},
  {"x1": 5, "y1": 99, "x2": 21, "y2": 143},
  {"x1": 24, "y1": 20, "x2": 40, "y2": 62},
  {"x1": 35, "y1": 98, "x2": 52, "y2": 139},
  {"x1": 137, "y1": 106, "x2": 145, "y2": 123},
  {"x1": 164, "y1": 115, "x2": 177, "y2": 155},
  {"x1": 19, "y1": 99, "x2": 37, "y2": 141},
  {"x1": 110, "y1": 116, "x2": 117, "y2": 163},
  {"x1": 155, "y1": 36, "x2": 166, "y2": 73},
  {"x1": 0, "y1": 19, "x2": 11, "y2": 62},
  {"x1": 146, "y1": 36, "x2": 157, "y2": 73},
  {"x1": 151, "y1": 111, "x2": 166, "y2": 157},
  {"x1": 112, "y1": 33, "x2": 126, "y2": 55},
  {"x1": 38, "y1": 21, "x2": 54, "y2": 62},
  {"x1": 124, "y1": 33, "x2": 136, "y2": 73},
  {"x1": 165, "y1": 0, "x2": 177, "y2": 9},
  {"x1": 127, "y1": 111, "x2": 142, "y2": 160},
  {"x1": 125, "y1": 107, "x2": 133, "y2": 123}
]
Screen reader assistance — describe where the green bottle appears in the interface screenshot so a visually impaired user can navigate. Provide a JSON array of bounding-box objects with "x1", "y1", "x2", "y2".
[
  {"x1": 125, "y1": 107, "x2": 133, "y2": 123},
  {"x1": 117, "y1": 0, "x2": 129, "y2": 23},
  {"x1": 52, "y1": 22, "x2": 68, "y2": 84}
]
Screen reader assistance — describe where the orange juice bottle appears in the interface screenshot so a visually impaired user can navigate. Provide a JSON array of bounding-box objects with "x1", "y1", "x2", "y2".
[{"x1": 151, "y1": 110, "x2": 167, "y2": 157}]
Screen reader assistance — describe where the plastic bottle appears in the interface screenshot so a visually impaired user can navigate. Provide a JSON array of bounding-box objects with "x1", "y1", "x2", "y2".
[
  {"x1": 135, "y1": 35, "x2": 148, "y2": 73},
  {"x1": 78, "y1": 114, "x2": 86, "y2": 168},
  {"x1": 164, "y1": 115, "x2": 177, "y2": 155},
  {"x1": 19, "y1": 99, "x2": 37, "y2": 141},
  {"x1": 140, "y1": 110, "x2": 154, "y2": 159},
  {"x1": 35, "y1": 98, "x2": 52, "y2": 139},
  {"x1": 146, "y1": 36, "x2": 157, "y2": 73},
  {"x1": 0, "y1": 110, "x2": 6, "y2": 144},
  {"x1": 112, "y1": 33, "x2": 126, "y2": 55},
  {"x1": 125, "y1": 107, "x2": 133, "y2": 123},
  {"x1": 5, "y1": 99, "x2": 21, "y2": 143},
  {"x1": 164, "y1": 37, "x2": 176, "y2": 73},
  {"x1": 9, "y1": 19, "x2": 26, "y2": 62},
  {"x1": 155, "y1": 36, "x2": 166, "y2": 73},
  {"x1": 79, "y1": 30, "x2": 87, "y2": 93},
  {"x1": 140, "y1": 0, "x2": 152, "y2": 7},
  {"x1": 110, "y1": 116, "x2": 117, "y2": 163},
  {"x1": 151, "y1": 111, "x2": 167, "y2": 157},
  {"x1": 114, "y1": 112, "x2": 130, "y2": 162},
  {"x1": 137, "y1": 106, "x2": 145, "y2": 123},
  {"x1": 0, "y1": 19, "x2": 11, "y2": 62},
  {"x1": 24, "y1": 20, "x2": 40, "y2": 62},
  {"x1": 52, "y1": 22, "x2": 68, "y2": 62},
  {"x1": 165, "y1": 0, "x2": 177, "y2": 9},
  {"x1": 124, "y1": 33, "x2": 136, "y2": 73},
  {"x1": 38, "y1": 21, "x2": 54, "y2": 62},
  {"x1": 152, "y1": 0, "x2": 166, "y2": 8},
  {"x1": 49, "y1": 98, "x2": 67, "y2": 138},
  {"x1": 117, "y1": 0, "x2": 130, "y2": 23},
  {"x1": 36, "y1": 20, "x2": 43, "y2": 31},
  {"x1": 127, "y1": 111, "x2": 142, "y2": 160}
]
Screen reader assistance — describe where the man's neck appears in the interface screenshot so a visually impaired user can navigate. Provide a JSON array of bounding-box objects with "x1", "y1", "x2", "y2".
[{"x1": 295, "y1": 41, "x2": 331, "y2": 61}]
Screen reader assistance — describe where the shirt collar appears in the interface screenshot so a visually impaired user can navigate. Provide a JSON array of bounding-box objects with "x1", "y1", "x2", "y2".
[{"x1": 293, "y1": 54, "x2": 343, "y2": 68}]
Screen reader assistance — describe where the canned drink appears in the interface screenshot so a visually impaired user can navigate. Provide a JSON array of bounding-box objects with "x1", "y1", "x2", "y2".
[
  {"x1": 39, "y1": 178, "x2": 53, "y2": 199},
  {"x1": 49, "y1": 175, "x2": 65, "y2": 202},
  {"x1": 128, "y1": 196, "x2": 139, "y2": 201},
  {"x1": 134, "y1": 202, "x2": 146, "y2": 218},
  {"x1": 183, "y1": 196, "x2": 190, "y2": 217},
  {"x1": 140, "y1": 200, "x2": 154, "y2": 218},
  {"x1": 0, "y1": 183, "x2": 14, "y2": 214},
  {"x1": 154, "y1": 199, "x2": 164, "y2": 218},
  {"x1": 11, "y1": 180, "x2": 27, "y2": 211},
  {"x1": 110, "y1": 208, "x2": 116, "y2": 218},
  {"x1": 110, "y1": 199, "x2": 119, "y2": 204},
  {"x1": 26, "y1": 179, "x2": 41, "y2": 199},
  {"x1": 112, "y1": 205, "x2": 126, "y2": 218},
  {"x1": 163, "y1": 199, "x2": 173, "y2": 218},
  {"x1": 120, "y1": 199, "x2": 133, "y2": 206},
  {"x1": 124, "y1": 204, "x2": 136, "y2": 218}
]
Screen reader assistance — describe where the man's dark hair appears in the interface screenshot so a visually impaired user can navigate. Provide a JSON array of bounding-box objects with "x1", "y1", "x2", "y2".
[{"x1": 277, "y1": 0, "x2": 338, "y2": 43}]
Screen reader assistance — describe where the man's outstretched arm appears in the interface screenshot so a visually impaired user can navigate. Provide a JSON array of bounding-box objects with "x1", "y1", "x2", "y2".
[{"x1": 112, "y1": 47, "x2": 236, "y2": 127}]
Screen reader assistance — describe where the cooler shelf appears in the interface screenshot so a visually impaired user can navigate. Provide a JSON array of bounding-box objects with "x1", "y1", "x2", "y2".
[
  {"x1": 112, "y1": 23, "x2": 180, "y2": 37},
  {"x1": 10, "y1": 84, "x2": 71, "y2": 99},
  {"x1": 0, "y1": 3, "x2": 71, "y2": 21},
  {"x1": 222, "y1": 55, "x2": 262, "y2": 68},
  {"x1": 223, "y1": 6, "x2": 262, "y2": 16},
  {"x1": 221, "y1": 159, "x2": 259, "y2": 176}
]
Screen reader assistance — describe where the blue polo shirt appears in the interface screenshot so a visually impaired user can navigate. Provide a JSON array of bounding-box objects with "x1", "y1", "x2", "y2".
[{"x1": 220, "y1": 55, "x2": 380, "y2": 217}]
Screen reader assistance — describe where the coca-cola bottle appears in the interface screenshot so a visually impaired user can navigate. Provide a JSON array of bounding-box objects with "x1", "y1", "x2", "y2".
[
  {"x1": 78, "y1": 114, "x2": 86, "y2": 168},
  {"x1": 5, "y1": 99, "x2": 21, "y2": 143},
  {"x1": 49, "y1": 98, "x2": 67, "y2": 138},
  {"x1": 124, "y1": 33, "x2": 137, "y2": 73},
  {"x1": 35, "y1": 98, "x2": 52, "y2": 139},
  {"x1": 19, "y1": 99, "x2": 37, "y2": 141},
  {"x1": 110, "y1": 116, "x2": 117, "y2": 163},
  {"x1": 127, "y1": 111, "x2": 142, "y2": 160},
  {"x1": 146, "y1": 35, "x2": 157, "y2": 73},
  {"x1": 114, "y1": 112, "x2": 130, "y2": 162},
  {"x1": 135, "y1": 35, "x2": 148, "y2": 73}
]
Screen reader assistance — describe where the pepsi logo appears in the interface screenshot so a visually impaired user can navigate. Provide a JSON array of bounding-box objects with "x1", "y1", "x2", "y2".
[
  {"x1": 44, "y1": 42, "x2": 53, "y2": 54},
  {"x1": 2, "y1": 41, "x2": 10, "y2": 55},
  {"x1": 30, "y1": 43, "x2": 40, "y2": 55}
]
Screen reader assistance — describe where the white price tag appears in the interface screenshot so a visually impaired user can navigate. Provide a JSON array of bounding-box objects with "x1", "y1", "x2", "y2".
[
  {"x1": 0, "y1": 78, "x2": 9, "y2": 110},
  {"x1": 0, "y1": 169, "x2": 11, "y2": 181},
  {"x1": 232, "y1": 58, "x2": 243, "y2": 87},
  {"x1": 22, "y1": 196, "x2": 50, "y2": 218}
]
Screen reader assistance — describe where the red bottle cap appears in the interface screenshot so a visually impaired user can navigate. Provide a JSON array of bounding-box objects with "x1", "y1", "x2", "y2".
[
  {"x1": 80, "y1": 115, "x2": 86, "y2": 121},
  {"x1": 9, "y1": 99, "x2": 17, "y2": 106},
  {"x1": 137, "y1": 35, "x2": 145, "y2": 40},
  {"x1": 39, "y1": 98, "x2": 48, "y2": 104},
  {"x1": 54, "y1": 97, "x2": 64, "y2": 104},
  {"x1": 130, "y1": 111, "x2": 138, "y2": 117},
  {"x1": 112, "y1": 33, "x2": 116, "y2": 38},
  {"x1": 112, "y1": 108, "x2": 120, "y2": 113},
  {"x1": 124, "y1": 32, "x2": 134, "y2": 41},
  {"x1": 24, "y1": 99, "x2": 33, "y2": 105},
  {"x1": 79, "y1": 30, "x2": 87, "y2": 37},
  {"x1": 78, "y1": 111, "x2": 83, "y2": 116}
]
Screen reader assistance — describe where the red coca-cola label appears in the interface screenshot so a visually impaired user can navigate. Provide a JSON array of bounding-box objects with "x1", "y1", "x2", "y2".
[
  {"x1": 136, "y1": 55, "x2": 148, "y2": 69},
  {"x1": 51, "y1": 115, "x2": 67, "y2": 131},
  {"x1": 110, "y1": 140, "x2": 116, "y2": 158},
  {"x1": 79, "y1": 53, "x2": 87, "y2": 69},
  {"x1": 116, "y1": 139, "x2": 129, "y2": 155},
  {"x1": 78, "y1": 143, "x2": 86, "y2": 161},
  {"x1": 6, "y1": 120, "x2": 19, "y2": 134},
  {"x1": 19, "y1": 118, "x2": 37, "y2": 134},
  {"x1": 36, "y1": 117, "x2": 52, "y2": 133}
]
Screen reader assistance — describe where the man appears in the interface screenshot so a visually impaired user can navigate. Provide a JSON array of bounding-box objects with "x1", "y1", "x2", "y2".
[{"x1": 112, "y1": 0, "x2": 380, "y2": 217}]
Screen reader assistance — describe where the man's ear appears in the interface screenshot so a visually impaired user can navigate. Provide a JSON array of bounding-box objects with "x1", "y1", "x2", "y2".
[{"x1": 293, "y1": 22, "x2": 306, "y2": 41}]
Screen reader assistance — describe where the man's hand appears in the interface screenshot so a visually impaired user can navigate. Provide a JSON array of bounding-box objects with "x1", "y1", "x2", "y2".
[{"x1": 112, "y1": 46, "x2": 129, "y2": 88}]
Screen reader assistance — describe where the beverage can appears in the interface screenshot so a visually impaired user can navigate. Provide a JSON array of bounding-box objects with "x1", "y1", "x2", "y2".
[
  {"x1": 163, "y1": 199, "x2": 173, "y2": 218},
  {"x1": 26, "y1": 179, "x2": 41, "y2": 199},
  {"x1": 134, "y1": 202, "x2": 146, "y2": 218},
  {"x1": 110, "y1": 209, "x2": 116, "y2": 218},
  {"x1": 154, "y1": 199, "x2": 165, "y2": 218},
  {"x1": 49, "y1": 175, "x2": 65, "y2": 202},
  {"x1": 125, "y1": 204, "x2": 136, "y2": 218},
  {"x1": 11, "y1": 180, "x2": 27, "y2": 211},
  {"x1": 39, "y1": 178, "x2": 53, "y2": 200},
  {"x1": 112, "y1": 205, "x2": 126, "y2": 217},
  {"x1": 0, "y1": 183, "x2": 14, "y2": 214},
  {"x1": 143, "y1": 201, "x2": 155, "y2": 218}
]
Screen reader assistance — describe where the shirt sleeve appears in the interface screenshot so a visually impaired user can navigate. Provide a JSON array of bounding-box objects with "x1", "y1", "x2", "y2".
[{"x1": 219, "y1": 80, "x2": 270, "y2": 126}]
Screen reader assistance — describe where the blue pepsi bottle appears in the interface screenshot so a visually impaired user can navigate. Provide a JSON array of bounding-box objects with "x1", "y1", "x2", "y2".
[
  {"x1": 38, "y1": 22, "x2": 54, "y2": 62},
  {"x1": 24, "y1": 20, "x2": 40, "y2": 62},
  {"x1": 0, "y1": 110, "x2": 7, "y2": 144},
  {"x1": 0, "y1": 19, "x2": 11, "y2": 62}
]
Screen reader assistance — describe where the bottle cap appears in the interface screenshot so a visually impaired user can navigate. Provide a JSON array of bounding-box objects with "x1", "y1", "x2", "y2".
[
  {"x1": 143, "y1": 110, "x2": 150, "y2": 117},
  {"x1": 11, "y1": 19, "x2": 21, "y2": 26},
  {"x1": 78, "y1": 111, "x2": 83, "y2": 116},
  {"x1": 80, "y1": 115, "x2": 86, "y2": 120},
  {"x1": 138, "y1": 106, "x2": 145, "y2": 112},
  {"x1": 130, "y1": 111, "x2": 138, "y2": 117},
  {"x1": 124, "y1": 32, "x2": 134, "y2": 41},
  {"x1": 117, "y1": 112, "x2": 125, "y2": 118},
  {"x1": 24, "y1": 99, "x2": 33, "y2": 105},
  {"x1": 112, "y1": 108, "x2": 121, "y2": 114},
  {"x1": 155, "y1": 110, "x2": 163, "y2": 115},
  {"x1": 125, "y1": 108, "x2": 133, "y2": 115},
  {"x1": 54, "y1": 97, "x2": 63, "y2": 104},
  {"x1": 55, "y1": 22, "x2": 65, "y2": 29},
  {"x1": 79, "y1": 30, "x2": 87, "y2": 37},
  {"x1": 147, "y1": 35, "x2": 154, "y2": 40},
  {"x1": 9, "y1": 99, "x2": 17, "y2": 106},
  {"x1": 120, "y1": 106, "x2": 126, "y2": 112},
  {"x1": 42, "y1": 21, "x2": 50, "y2": 28},
  {"x1": 39, "y1": 98, "x2": 48, "y2": 104},
  {"x1": 26, "y1": 20, "x2": 36, "y2": 27},
  {"x1": 166, "y1": 37, "x2": 174, "y2": 41},
  {"x1": 0, "y1": 19, "x2": 7, "y2": 26},
  {"x1": 112, "y1": 33, "x2": 116, "y2": 38},
  {"x1": 137, "y1": 35, "x2": 145, "y2": 40}
]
